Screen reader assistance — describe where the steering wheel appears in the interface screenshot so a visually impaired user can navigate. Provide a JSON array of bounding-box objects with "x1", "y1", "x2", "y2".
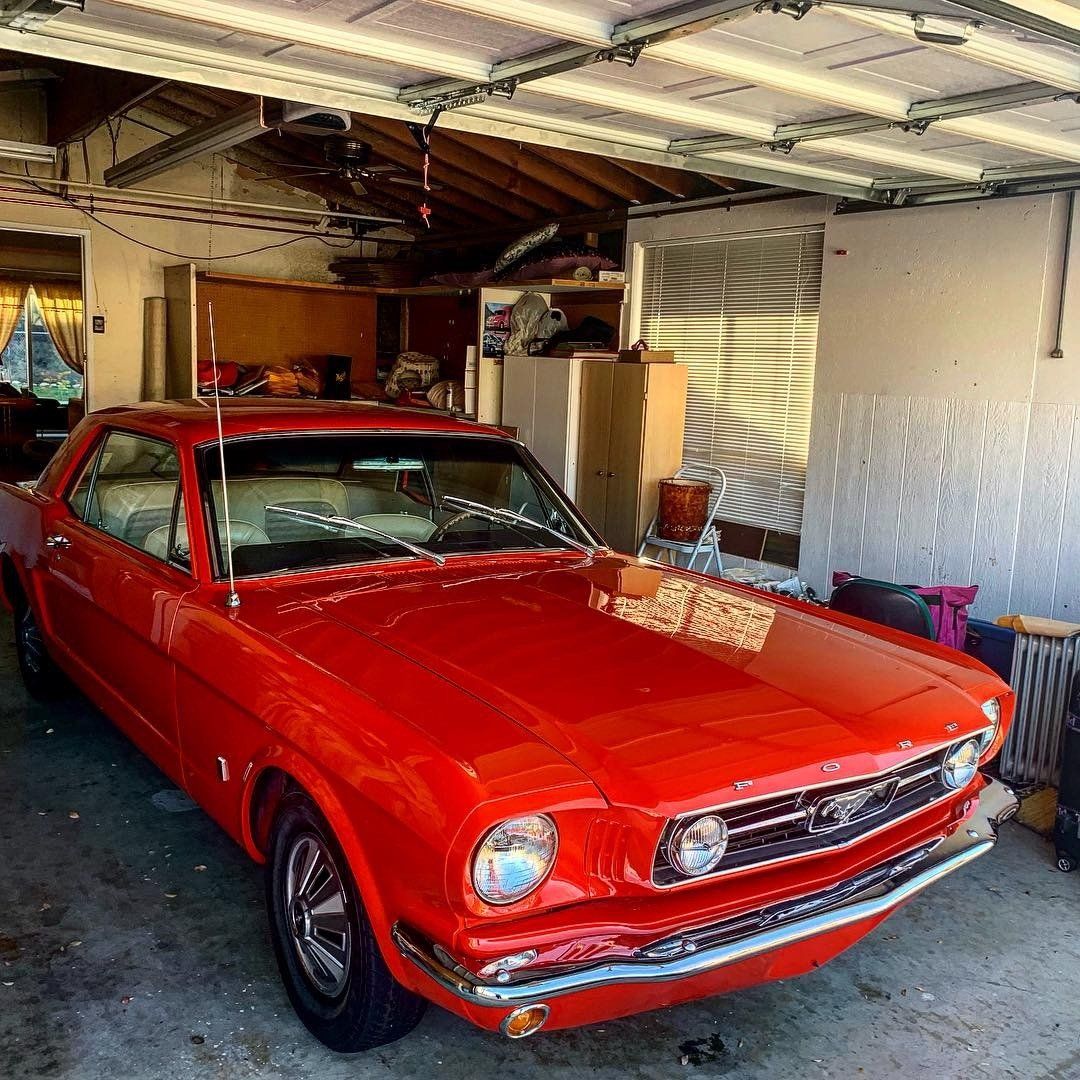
[{"x1": 427, "y1": 510, "x2": 475, "y2": 544}]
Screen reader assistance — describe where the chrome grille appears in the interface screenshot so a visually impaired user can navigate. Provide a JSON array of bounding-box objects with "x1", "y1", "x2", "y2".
[
  {"x1": 642, "y1": 839, "x2": 943, "y2": 958},
  {"x1": 653, "y1": 748, "x2": 951, "y2": 887}
]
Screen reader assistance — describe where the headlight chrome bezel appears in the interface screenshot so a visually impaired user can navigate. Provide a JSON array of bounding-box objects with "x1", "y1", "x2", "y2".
[
  {"x1": 471, "y1": 813, "x2": 558, "y2": 906},
  {"x1": 941, "y1": 737, "x2": 981, "y2": 791},
  {"x1": 667, "y1": 813, "x2": 730, "y2": 877},
  {"x1": 977, "y1": 697, "x2": 1002, "y2": 758}
]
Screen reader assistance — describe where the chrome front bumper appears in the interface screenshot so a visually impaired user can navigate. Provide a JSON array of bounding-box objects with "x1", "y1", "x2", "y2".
[{"x1": 393, "y1": 778, "x2": 1018, "y2": 1008}]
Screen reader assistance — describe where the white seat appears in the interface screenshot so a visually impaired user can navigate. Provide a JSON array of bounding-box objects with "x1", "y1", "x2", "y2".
[
  {"x1": 353, "y1": 513, "x2": 437, "y2": 541},
  {"x1": 637, "y1": 463, "x2": 727, "y2": 575},
  {"x1": 222, "y1": 477, "x2": 351, "y2": 532},
  {"x1": 143, "y1": 519, "x2": 269, "y2": 562},
  {"x1": 97, "y1": 480, "x2": 178, "y2": 544}
]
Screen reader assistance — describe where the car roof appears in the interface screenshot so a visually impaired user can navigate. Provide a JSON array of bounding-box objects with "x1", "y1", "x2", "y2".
[{"x1": 86, "y1": 398, "x2": 508, "y2": 446}]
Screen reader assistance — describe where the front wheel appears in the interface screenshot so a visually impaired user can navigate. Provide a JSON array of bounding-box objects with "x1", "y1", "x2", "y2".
[
  {"x1": 265, "y1": 793, "x2": 426, "y2": 1052},
  {"x1": 1056, "y1": 851, "x2": 1078, "y2": 873},
  {"x1": 14, "y1": 601, "x2": 64, "y2": 700}
]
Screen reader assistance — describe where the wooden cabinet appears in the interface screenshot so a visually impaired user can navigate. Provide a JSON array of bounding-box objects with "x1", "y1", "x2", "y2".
[
  {"x1": 575, "y1": 362, "x2": 687, "y2": 554},
  {"x1": 162, "y1": 267, "x2": 377, "y2": 398}
]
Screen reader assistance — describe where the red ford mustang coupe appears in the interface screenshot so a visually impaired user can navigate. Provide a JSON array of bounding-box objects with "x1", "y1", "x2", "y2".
[{"x1": 0, "y1": 399, "x2": 1018, "y2": 1051}]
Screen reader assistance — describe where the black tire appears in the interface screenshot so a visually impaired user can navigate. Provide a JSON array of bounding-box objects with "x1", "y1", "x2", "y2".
[
  {"x1": 1056, "y1": 851, "x2": 1078, "y2": 873},
  {"x1": 265, "y1": 792, "x2": 426, "y2": 1052},
  {"x1": 14, "y1": 600, "x2": 64, "y2": 700}
]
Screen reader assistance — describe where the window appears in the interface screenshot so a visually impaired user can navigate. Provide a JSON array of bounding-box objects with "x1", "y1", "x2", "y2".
[
  {"x1": 68, "y1": 430, "x2": 187, "y2": 567},
  {"x1": 0, "y1": 288, "x2": 84, "y2": 403},
  {"x1": 200, "y1": 433, "x2": 591, "y2": 579},
  {"x1": 638, "y1": 228, "x2": 823, "y2": 536}
]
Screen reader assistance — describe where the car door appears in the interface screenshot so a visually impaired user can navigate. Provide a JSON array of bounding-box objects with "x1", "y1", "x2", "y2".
[{"x1": 37, "y1": 428, "x2": 196, "y2": 784}]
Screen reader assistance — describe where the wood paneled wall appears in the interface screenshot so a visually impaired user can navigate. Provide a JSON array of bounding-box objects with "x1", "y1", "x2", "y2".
[
  {"x1": 800, "y1": 393, "x2": 1080, "y2": 622},
  {"x1": 196, "y1": 278, "x2": 376, "y2": 389}
]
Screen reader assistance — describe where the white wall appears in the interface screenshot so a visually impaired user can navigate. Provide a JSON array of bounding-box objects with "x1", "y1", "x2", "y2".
[
  {"x1": 626, "y1": 191, "x2": 1080, "y2": 622},
  {"x1": 1, "y1": 96, "x2": 349, "y2": 411}
]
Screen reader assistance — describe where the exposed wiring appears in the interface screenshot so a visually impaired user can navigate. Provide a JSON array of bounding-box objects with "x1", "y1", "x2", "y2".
[{"x1": 18, "y1": 165, "x2": 358, "y2": 260}]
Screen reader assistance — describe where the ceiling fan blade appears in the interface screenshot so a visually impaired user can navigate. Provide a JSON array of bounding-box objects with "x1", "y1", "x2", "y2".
[
  {"x1": 387, "y1": 176, "x2": 444, "y2": 191},
  {"x1": 259, "y1": 167, "x2": 336, "y2": 181},
  {"x1": 349, "y1": 179, "x2": 369, "y2": 196},
  {"x1": 363, "y1": 163, "x2": 402, "y2": 174}
]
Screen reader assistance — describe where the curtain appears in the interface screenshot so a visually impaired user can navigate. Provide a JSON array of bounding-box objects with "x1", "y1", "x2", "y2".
[
  {"x1": 32, "y1": 282, "x2": 85, "y2": 374},
  {"x1": 0, "y1": 278, "x2": 29, "y2": 358}
]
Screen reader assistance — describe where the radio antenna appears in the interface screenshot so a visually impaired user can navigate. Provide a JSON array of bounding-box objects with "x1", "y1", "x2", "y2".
[{"x1": 207, "y1": 301, "x2": 239, "y2": 609}]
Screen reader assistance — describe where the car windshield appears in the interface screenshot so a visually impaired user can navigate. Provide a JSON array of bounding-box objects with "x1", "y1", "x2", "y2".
[{"x1": 199, "y1": 432, "x2": 596, "y2": 578}]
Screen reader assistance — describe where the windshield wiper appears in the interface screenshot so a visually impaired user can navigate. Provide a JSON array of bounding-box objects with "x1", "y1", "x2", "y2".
[
  {"x1": 265, "y1": 505, "x2": 445, "y2": 567},
  {"x1": 439, "y1": 495, "x2": 600, "y2": 556}
]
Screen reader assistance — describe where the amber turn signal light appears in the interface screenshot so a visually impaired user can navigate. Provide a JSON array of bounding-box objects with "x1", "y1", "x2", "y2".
[{"x1": 499, "y1": 1004, "x2": 550, "y2": 1038}]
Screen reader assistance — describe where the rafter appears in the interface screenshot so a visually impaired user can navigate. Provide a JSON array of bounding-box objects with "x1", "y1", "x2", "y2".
[
  {"x1": 516, "y1": 143, "x2": 669, "y2": 204},
  {"x1": 346, "y1": 114, "x2": 568, "y2": 219},
  {"x1": 138, "y1": 92, "x2": 454, "y2": 228},
  {"x1": 157, "y1": 85, "x2": 524, "y2": 230},
  {"x1": 430, "y1": 127, "x2": 642, "y2": 209}
]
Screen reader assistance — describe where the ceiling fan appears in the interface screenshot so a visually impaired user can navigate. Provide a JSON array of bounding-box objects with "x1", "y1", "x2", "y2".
[{"x1": 254, "y1": 135, "x2": 443, "y2": 195}]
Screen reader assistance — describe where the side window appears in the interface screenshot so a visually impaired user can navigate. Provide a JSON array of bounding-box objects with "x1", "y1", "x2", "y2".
[
  {"x1": 67, "y1": 443, "x2": 101, "y2": 522},
  {"x1": 67, "y1": 430, "x2": 188, "y2": 568}
]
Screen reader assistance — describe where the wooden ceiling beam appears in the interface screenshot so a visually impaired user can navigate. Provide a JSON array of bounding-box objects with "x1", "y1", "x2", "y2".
[
  {"x1": 430, "y1": 126, "x2": 616, "y2": 211},
  {"x1": 513, "y1": 142, "x2": 659, "y2": 205},
  {"x1": 350, "y1": 113, "x2": 577, "y2": 218},
  {"x1": 608, "y1": 158, "x2": 711, "y2": 200},
  {"x1": 138, "y1": 93, "x2": 429, "y2": 227},
  {"x1": 148, "y1": 87, "x2": 484, "y2": 230},
  {"x1": 48, "y1": 67, "x2": 168, "y2": 146},
  {"x1": 159, "y1": 86, "x2": 526, "y2": 225},
  {"x1": 343, "y1": 115, "x2": 545, "y2": 223}
]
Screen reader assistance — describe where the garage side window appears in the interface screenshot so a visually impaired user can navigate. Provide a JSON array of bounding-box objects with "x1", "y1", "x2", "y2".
[
  {"x1": 67, "y1": 430, "x2": 188, "y2": 568},
  {"x1": 638, "y1": 228, "x2": 823, "y2": 545}
]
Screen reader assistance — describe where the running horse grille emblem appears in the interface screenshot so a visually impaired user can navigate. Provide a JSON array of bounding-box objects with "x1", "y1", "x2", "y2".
[{"x1": 808, "y1": 778, "x2": 900, "y2": 832}]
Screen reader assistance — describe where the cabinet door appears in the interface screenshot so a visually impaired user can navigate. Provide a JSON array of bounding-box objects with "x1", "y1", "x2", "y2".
[
  {"x1": 603, "y1": 364, "x2": 647, "y2": 553},
  {"x1": 638, "y1": 363, "x2": 688, "y2": 544},
  {"x1": 575, "y1": 362, "x2": 614, "y2": 533}
]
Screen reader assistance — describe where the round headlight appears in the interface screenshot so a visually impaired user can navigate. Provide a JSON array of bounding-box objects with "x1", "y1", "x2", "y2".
[
  {"x1": 941, "y1": 738, "x2": 980, "y2": 790},
  {"x1": 669, "y1": 814, "x2": 729, "y2": 877},
  {"x1": 472, "y1": 815, "x2": 557, "y2": 905},
  {"x1": 977, "y1": 697, "x2": 1001, "y2": 756}
]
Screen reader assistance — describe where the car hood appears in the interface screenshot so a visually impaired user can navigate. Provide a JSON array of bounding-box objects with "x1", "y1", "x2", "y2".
[{"x1": 277, "y1": 554, "x2": 1003, "y2": 818}]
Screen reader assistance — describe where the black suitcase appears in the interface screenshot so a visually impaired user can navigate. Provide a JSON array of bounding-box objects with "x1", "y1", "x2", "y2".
[{"x1": 1053, "y1": 669, "x2": 1080, "y2": 872}]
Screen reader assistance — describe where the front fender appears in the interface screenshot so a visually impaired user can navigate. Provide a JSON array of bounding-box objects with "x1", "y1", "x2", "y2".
[{"x1": 240, "y1": 744, "x2": 407, "y2": 981}]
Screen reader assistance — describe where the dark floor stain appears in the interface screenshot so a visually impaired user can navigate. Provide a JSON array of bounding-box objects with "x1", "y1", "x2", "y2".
[{"x1": 678, "y1": 1033, "x2": 729, "y2": 1066}]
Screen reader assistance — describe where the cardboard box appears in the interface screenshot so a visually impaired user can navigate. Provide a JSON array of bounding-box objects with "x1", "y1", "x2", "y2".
[{"x1": 618, "y1": 348, "x2": 675, "y2": 363}]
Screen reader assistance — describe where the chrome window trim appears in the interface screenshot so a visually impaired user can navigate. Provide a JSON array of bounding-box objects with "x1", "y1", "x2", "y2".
[{"x1": 648, "y1": 730, "x2": 992, "y2": 890}]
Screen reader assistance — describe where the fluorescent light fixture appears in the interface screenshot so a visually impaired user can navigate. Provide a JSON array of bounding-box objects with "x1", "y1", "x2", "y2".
[
  {"x1": 913, "y1": 13, "x2": 977, "y2": 45},
  {"x1": 0, "y1": 139, "x2": 58, "y2": 165}
]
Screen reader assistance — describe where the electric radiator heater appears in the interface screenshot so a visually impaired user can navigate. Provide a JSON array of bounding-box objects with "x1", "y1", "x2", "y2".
[{"x1": 999, "y1": 633, "x2": 1080, "y2": 786}]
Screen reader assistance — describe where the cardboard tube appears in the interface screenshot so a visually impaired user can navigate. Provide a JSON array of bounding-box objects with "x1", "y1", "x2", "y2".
[{"x1": 143, "y1": 296, "x2": 167, "y2": 401}]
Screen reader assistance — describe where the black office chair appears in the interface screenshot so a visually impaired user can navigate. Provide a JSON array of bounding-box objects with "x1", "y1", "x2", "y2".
[{"x1": 828, "y1": 577, "x2": 936, "y2": 640}]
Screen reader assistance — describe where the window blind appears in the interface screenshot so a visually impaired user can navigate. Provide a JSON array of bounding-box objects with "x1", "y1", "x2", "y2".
[{"x1": 638, "y1": 228, "x2": 823, "y2": 536}]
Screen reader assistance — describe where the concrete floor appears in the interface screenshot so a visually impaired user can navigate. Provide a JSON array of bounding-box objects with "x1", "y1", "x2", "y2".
[{"x1": 1, "y1": 625, "x2": 1077, "y2": 1080}]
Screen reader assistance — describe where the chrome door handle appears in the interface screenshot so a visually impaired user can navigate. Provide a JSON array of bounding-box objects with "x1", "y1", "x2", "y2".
[
  {"x1": 596, "y1": 469, "x2": 606, "y2": 477},
  {"x1": 45, "y1": 534, "x2": 71, "y2": 549},
  {"x1": 607, "y1": 471, "x2": 616, "y2": 478}
]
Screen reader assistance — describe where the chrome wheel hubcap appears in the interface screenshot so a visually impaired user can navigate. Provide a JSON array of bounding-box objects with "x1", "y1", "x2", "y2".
[
  {"x1": 18, "y1": 609, "x2": 44, "y2": 677},
  {"x1": 284, "y1": 833, "x2": 351, "y2": 998}
]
